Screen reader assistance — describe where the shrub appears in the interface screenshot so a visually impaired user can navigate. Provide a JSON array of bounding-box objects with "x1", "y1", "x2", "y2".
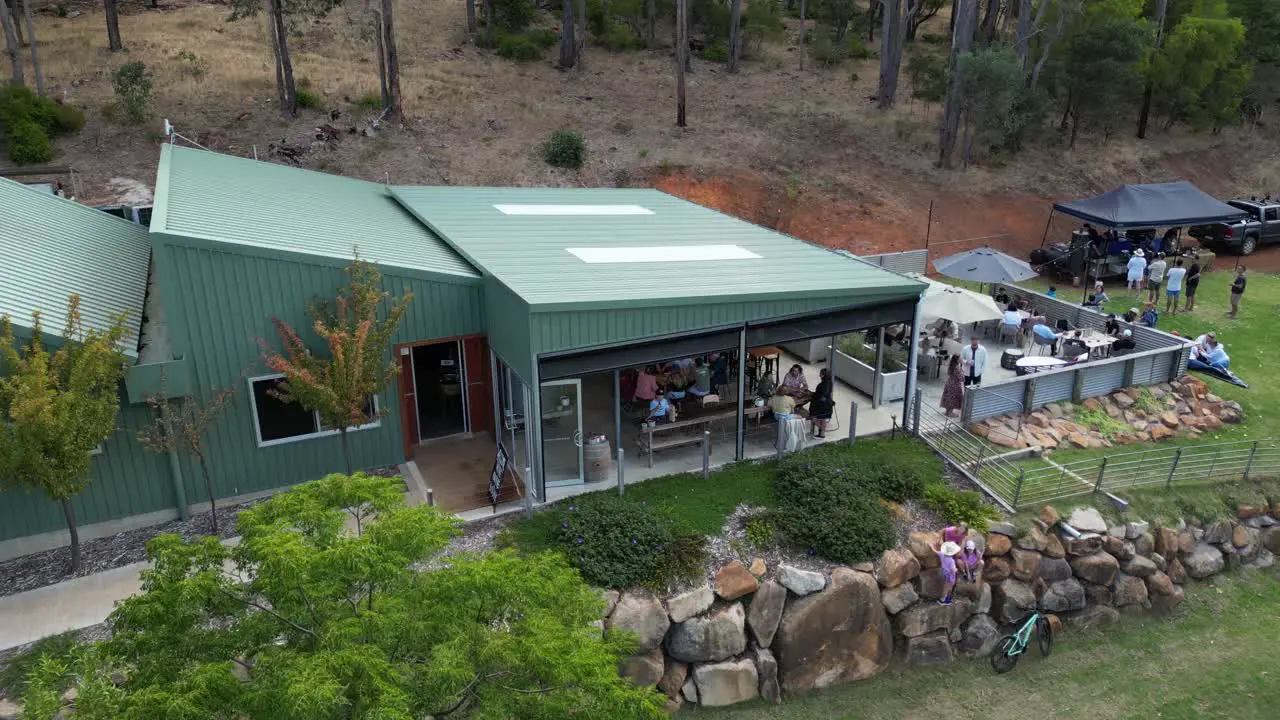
[
  {"x1": 542, "y1": 130, "x2": 587, "y2": 169},
  {"x1": 355, "y1": 91, "x2": 383, "y2": 110},
  {"x1": 774, "y1": 451, "x2": 897, "y2": 563},
  {"x1": 1073, "y1": 408, "x2": 1129, "y2": 440},
  {"x1": 847, "y1": 40, "x2": 875, "y2": 60},
  {"x1": 553, "y1": 495, "x2": 706, "y2": 590},
  {"x1": 745, "y1": 514, "x2": 776, "y2": 549},
  {"x1": 921, "y1": 32, "x2": 948, "y2": 44},
  {"x1": 112, "y1": 61, "x2": 153, "y2": 123},
  {"x1": 596, "y1": 24, "x2": 647, "y2": 51},
  {"x1": 907, "y1": 52, "x2": 948, "y2": 102},
  {"x1": 53, "y1": 104, "x2": 86, "y2": 133},
  {"x1": 175, "y1": 50, "x2": 207, "y2": 79},
  {"x1": 922, "y1": 483, "x2": 1001, "y2": 530},
  {"x1": 498, "y1": 33, "x2": 545, "y2": 61},
  {"x1": 525, "y1": 27, "x2": 559, "y2": 48},
  {"x1": 7, "y1": 120, "x2": 53, "y2": 165},
  {"x1": 492, "y1": 0, "x2": 535, "y2": 32},
  {"x1": 809, "y1": 34, "x2": 845, "y2": 66},
  {"x1": 866, "y1": 464, "x2": 927, "y2": 504},
  {"x1": 296, "y1": 89, "x2": 323, "y2": 109},
  {"x1": 702, "y1": 42, "x2": 729, "y2": 62}
]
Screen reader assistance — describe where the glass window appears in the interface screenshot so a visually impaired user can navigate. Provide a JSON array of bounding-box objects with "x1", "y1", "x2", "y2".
[{"x1": 249, "y1": 375, "x2": 379, "y2": 446}]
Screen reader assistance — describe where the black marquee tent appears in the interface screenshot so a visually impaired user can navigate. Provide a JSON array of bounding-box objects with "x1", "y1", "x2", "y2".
[{"x1": 1052, "y1": 181, "x2": 1248, "y2": 230}]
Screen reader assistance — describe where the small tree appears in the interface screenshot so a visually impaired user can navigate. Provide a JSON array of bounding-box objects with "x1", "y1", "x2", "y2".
[
  {"x1": 261, "y1": 256, "x2": 411, "y2": 475},
  {"x1": 0, "y1": 297, "x2": 130, "y2": 572},
  {"x1": 21, "y1": 473, "x2": 667, "y2": 719},
  {"x1": 137, "y1": 386, "x2": 234, "y2": 534},
  {"x1": 112, "y1": 61, "x2": 153, "y2": 123}
]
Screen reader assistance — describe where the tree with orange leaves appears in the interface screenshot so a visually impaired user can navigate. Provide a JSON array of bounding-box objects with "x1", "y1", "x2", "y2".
[{"x1": 260, "y1": 255, "x2": 412, "y2": 474}]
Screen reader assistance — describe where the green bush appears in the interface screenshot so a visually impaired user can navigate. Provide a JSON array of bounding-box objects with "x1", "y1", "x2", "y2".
[
  {"x1": 53, "y1": 104, "x2": 86, "y2": 133},
  {"x1": 907, "y1": 52, "x2": 948, "y2": 102},
  {"x1": 542, "y1": 129, "x2": 587, "y2": 169},
  {"x1": 809, "y1": 34, "x2": 845, "y2": 66},
  {"x1": 922, "y1": 483, "x2": 1001, "y2": 530},
  {"x1": 526, "y1": 27, "x2": 559, "y2": 48},
  {"x1": 492, "y1": 0, "x2": 536, "y2": 32},
  {"x1": 866, "y1": 464, "x2": 927, "y2": 504},
  {"x1": 553, "y1": 494, "x2": 706, "y2": 590},
  {"x1": 355, "y1": 91, "x2": 383, "y2": 111},
  {"x1": 774, "y1": 451, "x2": 896, "y2": 563},
  {"x1": 702, "y1": 42, "x2": 729, "y2": 62},
  {"x1": 745, "y1": 514, "x2": 776, "y2": 549},
  {"x1": 112, "y1": 61, "x2": 153, "y2": 123},
  {"x1": 596, "y1": 25, "x2": 646, "y2": 52},
  {"x1": 498, "y1": 33, "x2": 546, "y2": 61},
  {"x1": 847, "y1": 40, "x2": 875, "y2": 60},
  {"x1": 920, "y1": 32, "x2": 948, "y2": 44},
  {"x1": 296, "y1": 89, "x2": 323, "y2": 109},
  {"x1": 175, "y1": 50, "x2": 207, "y2": 79},
  {"x1": 7, "y1": 120, "x2": 53, "y2": 165}
]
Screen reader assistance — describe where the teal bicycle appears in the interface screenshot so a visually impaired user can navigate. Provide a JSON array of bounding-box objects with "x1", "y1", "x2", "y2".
[{"x1": 990, "y1": 612, "x2": 1053, "y2": 674}]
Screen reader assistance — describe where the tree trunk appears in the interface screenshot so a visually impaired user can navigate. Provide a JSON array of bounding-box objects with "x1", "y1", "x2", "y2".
[
  {"x1": 1136, "y1": 0, "x2": 1167, "y2": 139},
  {"x1": 676, "y1": 0, "x2": 687, "y2": 126},
  {"x1": 798, "y1": 0, "x2": 806, "y2": 70},
  {"x1": 727, "y1": 0, "x2": 742, "y2": 71},
  {"x1": 374, "y1": 11, "x2": 389, "y2": 107},
  {"x1": 1069, "y1": 111, "x2": 1079, "y2": 148},
  {"x1": 0, "y1": 2, "x2": 20, "y2": 86},
  {"x1": 197, "y1": 453, "x2": 218, "y2": 535},
  {"x1": 60, "y1": 498, "x2": 81, "y2": 572},
  {"x1": 267, "y1": 8, "x2": 286, "y2": 110},
  {"x1": 1014, "y1": 0, "x2": 1031, "y2": 71},
  {"x1": 938, "y1": 0, "x2": 977, "y2": 168},
  {"x1": 340, "y1": 428, "x2": 354, "y2": 475},
  {"x1": 1029, "y1": 0, "x2": 1062, "y2": 91},
  {"x1": 485, "y1": 0, "x2": 494, "y2": 47},
  {"x1": 577, "y1": 0, "x2": 586, "y2": 71},
  {"x1": 868, "y1": 1, "x2": 879, "y2": 42},
  {"x1": 381, "y1": 0, "x2": 402, "y2": 122},
  {"x1": 979, "y1": 0, "x2": 998, "y2": 45},
  {"x1": 270, "y1": 0, "x2": 297, "y2": 118},
  {"x1": 559, "y1": 0, "x2": 577, "y2": 68},
  {"x1": 104, "y1": 0, "x2": 122, "y2": 51},
  {"x1": 877, "y1": 0, "x2": 903, "y2": 109},
  {"x1": 466, "y1": 0, "x2": 476, "y2": 34},
  {"x1": 646, "y1": 0, "x2": 655, "y2": 48},
  {"x1": 20, "y1": 0, "x2": 38, "y2": 94}
]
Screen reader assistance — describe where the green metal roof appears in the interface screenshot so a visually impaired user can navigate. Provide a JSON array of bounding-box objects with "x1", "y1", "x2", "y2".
[
  {"x1": 0, "y1": 177, "x2": 149, "y2": 356},
  {"x1": 152, "y1": 145, "x2": 480, "y2": 280},
  {"x1": 389, "y1": 187, "x2": 924, "y2": 311}
]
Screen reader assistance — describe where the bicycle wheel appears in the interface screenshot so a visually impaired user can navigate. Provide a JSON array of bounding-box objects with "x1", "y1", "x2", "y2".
[
  {"x1": 990, "y1": 636, "x2": 1019, "y2": 674},
  {"x1": 1037, "y1": 616, "x2": 1054, "y2": 658}
]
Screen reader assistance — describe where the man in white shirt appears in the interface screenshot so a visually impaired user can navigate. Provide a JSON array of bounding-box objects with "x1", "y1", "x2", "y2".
[
  {"x1": 1145, "y1": 253, "x2": 1167, "y2": 303},
  {"x1": 961, "y1": 337, "x2": 988, "y2": 387},
  {"x1": 1164, "y1": 257, "x2": 1187, "y2": 314},
  {"x1": 1126, "y1": 249, "x2": 1147, "y2": 292}
]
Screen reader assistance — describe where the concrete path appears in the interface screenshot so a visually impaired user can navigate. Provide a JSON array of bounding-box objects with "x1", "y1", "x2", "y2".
[{"x1": 0, "y1": 562, "x2": 146, "y2": 652}]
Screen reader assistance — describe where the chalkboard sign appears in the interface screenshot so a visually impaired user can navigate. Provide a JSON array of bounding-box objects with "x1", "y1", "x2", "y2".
[{"x1": 489, "y1": 442, "x2": 510, "y2": 507}]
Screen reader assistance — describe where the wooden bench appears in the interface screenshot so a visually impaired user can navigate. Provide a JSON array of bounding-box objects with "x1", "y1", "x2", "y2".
[{"x1": 636, "y1": 405, "x2": 768, "y2": 467}]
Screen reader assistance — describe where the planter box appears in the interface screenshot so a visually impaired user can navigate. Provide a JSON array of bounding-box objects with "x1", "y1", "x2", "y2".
[
  {"x1": 780, "y1": 338, "x2": 830, "y2": 364},
  {"x1": 832, "y1": 348, "x2": 906, "y2": 404}
]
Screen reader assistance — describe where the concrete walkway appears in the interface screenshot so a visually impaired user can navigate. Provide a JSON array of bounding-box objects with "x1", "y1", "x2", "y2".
[{"x1": 0, "y1": 561, "x2": 146, "y2": 651}]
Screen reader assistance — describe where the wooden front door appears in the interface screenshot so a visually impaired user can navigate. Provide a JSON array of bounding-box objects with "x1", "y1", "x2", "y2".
[{"x1": 463, "y1": 336, "x2": 493, "y2": 435}]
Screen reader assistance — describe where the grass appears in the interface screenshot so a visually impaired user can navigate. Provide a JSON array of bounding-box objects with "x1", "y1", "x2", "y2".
[
  {"x1": 694, "y1": 570, "x2": 1280, "y2": 719},
  {"x1": 0, "y1": 631, "x2": 78, "y2": 699}
]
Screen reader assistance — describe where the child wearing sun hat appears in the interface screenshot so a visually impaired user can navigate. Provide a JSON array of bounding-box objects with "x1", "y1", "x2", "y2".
[{"x1": 932, "y1": 539, "x2": 962, "y2": 605}]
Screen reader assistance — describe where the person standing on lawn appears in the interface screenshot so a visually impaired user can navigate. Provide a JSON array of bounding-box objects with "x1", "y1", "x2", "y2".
[
  {"x1": 1164, "y1": 258, "x2": 1187, "y2": 314},
  {"x1": 1228, "y1": 266, "x2": 1247, "y2": 319},
  {"x1": 1126, "y1": 249, "x2": 1147, "y2": 292},
  {"x1": 1146, "y1": 253, "x2": 1167, "y2": 303},
  {"x1": 933, "y1": 540, "x2": 962, "y2": 605},
  {"x1": 1183, "y1": 258, "x2": 1201, "y2": 312}
]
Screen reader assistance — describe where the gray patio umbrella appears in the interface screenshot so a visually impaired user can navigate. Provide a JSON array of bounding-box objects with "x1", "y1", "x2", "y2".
[{"x1": 931, "y1": 247, "x2": 1038, "y2": 285}]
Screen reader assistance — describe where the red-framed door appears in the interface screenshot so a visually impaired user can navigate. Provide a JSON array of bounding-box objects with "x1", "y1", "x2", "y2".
[{"x1": 462, "y1": 336, "x2": 493, "y2": 435}]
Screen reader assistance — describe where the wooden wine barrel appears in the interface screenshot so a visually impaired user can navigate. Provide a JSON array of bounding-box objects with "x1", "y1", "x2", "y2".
[{"x1": 584, "y1": 439, "x2": 612, "y2": 483}]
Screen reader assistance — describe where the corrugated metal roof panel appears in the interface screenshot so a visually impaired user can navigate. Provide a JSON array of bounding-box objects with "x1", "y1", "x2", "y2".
[
  {"x1": 0, "y1": 177, "x2": 149, "y2": 355},
  {"x1": 390, "y1": 186, "x2": 924, "y2": 309},
  {"x1": 153, "y1": 145, "x2": 480, "y2": 280}
]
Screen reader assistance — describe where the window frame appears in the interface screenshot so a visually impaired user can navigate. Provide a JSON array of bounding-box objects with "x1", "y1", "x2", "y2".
[{"x1": 247, "y1": 373, "x2": 381, "y2": 448}]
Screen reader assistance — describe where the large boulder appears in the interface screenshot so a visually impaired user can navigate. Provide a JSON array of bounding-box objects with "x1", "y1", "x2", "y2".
[
  {"x1": 1150, "y1": 584, "x2": 1185, "y2": 612},
  {"x1": 991, "y1": 579, "x2": 1037, "y2": 624},
  {"x1": 1037, "y1": 556, "x2": 1073, "y2": 583},
  {"x1": 1040, "y1": 505, "x2": 1062, "y2": 528},
  {"x1": 1066, "y1": 605, "x2": 1120, "y2": 630},
  {"x1": 1066, "y1": 507, "x2": 1109, "y2": 534},
  {"x1": 1144, "y1": 571, "x2": 1176, "y2": 597},
  {"x1": 986, "y1": 534, "x2": 1013, "y2": 556},
  {"x1": 1039, "y1": 578, "x2": 1086, "y2": 613},
  {"x1": 778, "y1": 565, "x2": 826, "y2": 596},
  {"x1": 1121, "y1": 555, "x2": 1158, "y2": 579},
  {"x1": 984, "y1": 556, "x2": 1013, "y2": 582},
  {"x1": 881, "y1": 583, "x2": 919, "y2": 615},
  {"x1": 602, "y1": 590, "x2": 621, "y2": 618},
  {"x1": 619, "y1": 648, "x2": 665, "y2": 687},
  {"x1": 1166, "y1": 558, "x2": 1187, "y2": 584},
  {"x1": 715, "y1": 561, "x2": 759, "y2": 601},
  {"x1": 873, "y1": 547, "x2": 921, "y2": 588},
  {"x1": 1010, "y1": 549, "x2": 1042, "y2": 582},
  {"x1": 893, "y1": 600, "x2": 965, "y2": 637},
  {"x1": 747, "y1": 580, "x2": 787, "y2": 648},
  {"x1": 959, "y1": 614, "x2": 1001, "y2": 658},
  {"x1": 693, "y1": 658, "x2": 759, "y2": 707},
  {"x1": 1125, "y1": 520, "x2": 1150, "y2": 539},
  {"x1": 1183, "y1": 544, "x2": 1225, "y2": 579},
  {"x1": 1113, "y1": 573, "x2": 1149, "y2": 608},
  {"x1": 904, "y1": 630, "x2": 954, "y2": 667},
  {"x1": 1177, "y1": 529, "x2": 1195, "y2": 554},
  {"x1": 1082, "y1": 581, "x2": 1114, "y2": 607},
  {"x1": 1043, "y1": 534, "x2": 1067, "y2": 559},
  {"x1": 1264, "y1": 526, "x2": 1280, "y2": 554},
  {"x1": 657, "y1": 659, "x2": 688, "y2": 701},
  {"x1": 752, "y1": 647, "x2": 780, "y2": 704},
  {"x1": 1204, "y1": 522, "x2": 1234, "y2": 546},
  {"x1": 1155, "y1": 527, "x2": 1180, "y2": 558},
  {"x1": 1017, "y1": 527, "x2": 1050, "y2": 552},
  {"x1": 1133, "y1": 533, "x2": 1155, "y2": 557},
  {"x1": 668, "y1": 603, "x2": 747, "y2": 663},
  {"x1": 988, "y1": 521, "x2": 1017, "y2": 537},
  {"x1": 667, "y1": 585, "x2": 714, "y2": 624},
  {"x1": 909, "y1": 531, "x2": 941, "y2": 569},
  {"x1": 1070, "y1": 552, "x2": 1120, "y2": 586},
  {"x1": 773, "y1": 569, "x2": 892, "y2": 692},
  {"x1": 1067, "y1": 534, "x2": 1105, "y2": 557},
  {"x1": 607, "y1": 594, "x2": 670, "y2": 652}
]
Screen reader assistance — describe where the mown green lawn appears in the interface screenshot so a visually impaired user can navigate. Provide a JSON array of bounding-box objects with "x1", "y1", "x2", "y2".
[{"x1": 692, "y1": 570, "x2": 1280, "y2": 719}]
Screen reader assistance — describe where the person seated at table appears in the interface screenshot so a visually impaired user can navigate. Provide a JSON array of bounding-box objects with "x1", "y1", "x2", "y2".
[
  {"x1": 756, "y1": 370, "x2": 776, "y2": 399},
  {"x1": 1031, "y1": 321, "x2": 1059, "y2": 355},
  {"x1": 1104, "y1": 313, "x2": 1121, "y2": 337},
  {"x1": 1113, "y1": 329, "x2": 1136, "y2": 352},
  {"x1": 1140, "y1": 302, "x2": 1159, "y2": 327},
  {"x1": 1001, "y1": 304, "x2": 1023, "y2": 339},
  {"x1": 994, "y1": 287, "x2": 1010, "y2": 306},
  {"x1": 1046, "y1": 285, "x2": 1057, "y2": 299},
  {"x1": 1093, "y1": 281, "x2": 1110, "y2": 305},
  {"x1": 689, "y1": 357, "x2": 713, "y2": 398},
  {"x1": 779, "y1": 364, "x2": 813, "y2": 407},
  {"x1": 885, "y1": 324, "x2": 909, "y2": 346},
  {"x1": 710, "y1": 353, "x2": 730, "y2": 395},
  {"x1": 646, "y1": 390, "x2": 674, "y2": 424},
  {"x1": 1189, "y1": 338, "x2": 1230, "y2": 371},
  {"x1": 768, "y1": 390, "x2": 797, "y2": 418},
  {"x1": 634, "y1": 365, "x2": 660, "y2": 407},
  {"x1": 928, "y1": 318, "x2": 960, "y2": 342},
  {"x1": 1123, "y1": 307, "x2": 1139, "y2": 323},
  {"x1": 1082, "y1": 294, "x2": 1102, "y2": 308}
]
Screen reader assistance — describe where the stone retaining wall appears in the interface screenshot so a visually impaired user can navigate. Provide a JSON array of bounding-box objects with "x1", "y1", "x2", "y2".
[{"x1": 606, "y1": 504, "x2": 1280, "y2": 710}]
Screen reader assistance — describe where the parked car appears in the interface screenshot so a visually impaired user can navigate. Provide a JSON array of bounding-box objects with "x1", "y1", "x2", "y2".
[{"x1": 1189, "y1": 197, "x2": 1280, "y2": 256}]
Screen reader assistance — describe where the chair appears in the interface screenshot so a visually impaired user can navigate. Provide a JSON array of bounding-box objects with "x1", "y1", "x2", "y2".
[
  {"x1": 999, "y1": 323, "x2": 1021, "y2": 346},
  {"x1": 1031, "y1": 334, "x2": 1057, "y2": 356},
  {"x1": 1055, "y1": 318, "x2": 1073, "y2": 332},
  {"x1": 1061, "y1": 340, "x2": 1087, "y2": 359}
]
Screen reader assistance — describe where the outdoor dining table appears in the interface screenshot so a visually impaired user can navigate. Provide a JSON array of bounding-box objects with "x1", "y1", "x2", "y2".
[
  {"x1": 1057, "y1": 330, "x2": 1117, "y2": 359},
  {"x1": 1015, "y1": 356, "x2": 1068, "y2": 375}
]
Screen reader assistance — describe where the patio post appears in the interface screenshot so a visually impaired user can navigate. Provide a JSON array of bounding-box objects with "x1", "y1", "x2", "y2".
[
  {"x1": 775, "y1": 419, "x2": 784, "y2": 460},
  {"x1": 847, "y1": 400, "x2": 857, "y2": 446},
  {"x1": 616, "y1": 447, "x2": 625, "y2": 496},
  {"x1": 827, "y1": 335, "x2": 837, "y2": 373},
  {"x1": 873, "y1": 326, "x2": 886, "y2": 409},
  {"x1": 902, "y1": 296, "x2": 924, "y2": 426},
  {"x1": 735, "y1": 327, "x2": 747, "y2": 460},
  {"x1": 702, "y1": 430, "x2": 710, "y2": 478},
  {"x1": 613, "y1": 368, "x2": 622, "y2": 463},
  {"x1": 523, "y1": 466, "x2": 533, "y2": 519},
  {"x1": 489, "y1": 349, "x2": 501, "y2": 447}
]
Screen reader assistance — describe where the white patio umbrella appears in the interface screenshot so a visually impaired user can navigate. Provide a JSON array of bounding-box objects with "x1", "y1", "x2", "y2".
[
  {"x1": 917, "y1": 277, "x2": 1004, "y2": 325},
  {"x1": 932, "y1": 247, "x2": 1038, "y2": 285}
]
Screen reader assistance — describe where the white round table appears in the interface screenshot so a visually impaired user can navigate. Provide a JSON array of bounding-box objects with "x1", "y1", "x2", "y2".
[{"x1": 1016, "y1": 356, "x2": 1068, "y2": 374}]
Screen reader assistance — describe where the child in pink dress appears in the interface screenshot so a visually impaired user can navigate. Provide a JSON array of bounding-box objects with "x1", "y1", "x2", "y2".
[{"x1": 933, "y1": 540, "x2": 962, "y2": 605}]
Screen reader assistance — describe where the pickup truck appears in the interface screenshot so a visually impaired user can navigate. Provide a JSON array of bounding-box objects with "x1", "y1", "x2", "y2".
[{"x1": 1189, "y1": 198, "x2": 1280, "y2": 255}]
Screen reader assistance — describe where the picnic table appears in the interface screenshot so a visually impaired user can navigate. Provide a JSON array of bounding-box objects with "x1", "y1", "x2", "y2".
[
  {"x1": 1057, "y1": 330, "x2": 1117, "y2": 359},
  {"x1": 637, "y1": 405, "x2": 768, "y2": 467}
]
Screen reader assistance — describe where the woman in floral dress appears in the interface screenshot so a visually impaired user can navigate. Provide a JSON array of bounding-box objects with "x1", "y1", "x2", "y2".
[{"x1": 941, "y1": 354, "x2": 964, "y2": 417}]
